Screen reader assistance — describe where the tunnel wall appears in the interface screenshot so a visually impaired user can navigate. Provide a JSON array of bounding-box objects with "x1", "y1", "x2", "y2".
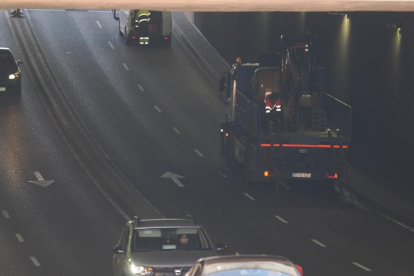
[{"x1": 194, "y1": 12, "x2": 414, "y2": 201}]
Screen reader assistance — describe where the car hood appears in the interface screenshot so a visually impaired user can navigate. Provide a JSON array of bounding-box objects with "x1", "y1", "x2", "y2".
[{"x1": 131, "y1": 250, "x2": 216, "y2": 267}]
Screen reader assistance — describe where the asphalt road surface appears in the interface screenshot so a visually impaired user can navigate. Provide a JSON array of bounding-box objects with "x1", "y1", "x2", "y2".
[{"x1": 1, "y1": 9, "x2": 413, "y2": 276}]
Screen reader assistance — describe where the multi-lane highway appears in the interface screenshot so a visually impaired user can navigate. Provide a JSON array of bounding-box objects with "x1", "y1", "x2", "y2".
[{"x1": 1, "y1": 9, "x2": 414, "y2": 276}]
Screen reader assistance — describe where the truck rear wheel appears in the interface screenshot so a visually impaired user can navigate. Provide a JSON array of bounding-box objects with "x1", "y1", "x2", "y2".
[
  {"x1": 125, "y1": 28, "x2": 131, "y2": 45},
  {"x1": 243, "y1": 146, "x2": 253, "y2": 186}
]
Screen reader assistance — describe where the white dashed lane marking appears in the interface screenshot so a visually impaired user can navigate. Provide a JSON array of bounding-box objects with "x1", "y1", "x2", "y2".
[
  {"x1": 30, "y1": 257, "x2": 41, "y2": 267},
  {"x1": 352, "y1": 262, "x2": 372, "y2": 272},
  {"x1": 275, "y1": 215, "x2": 288, "y2": 224},
  {"x1": 244, "y1": 193, "x2": 255, "y2": 200},
  {"x1": 2, "y1": 210, "x2": 10, "y2": 218},
  {"x1": 108, "y1": 41, "x2": 115, "y2": 50},
  {"x1": 311, "y1": 239, "x2": 327, "y2": 248},
  {"x1": 154, "y1": 105, "x2": 162, "y2": 113},
  {"x1": 96, "y1": 21, "x2": 102, "y2": 29},
  {"x1": 173, "y1": 127, "x2": 181, "y2": 134},
  {"x1": 16, "y1": 234, "x2": 24, "y2": 242},
  {"x1": 122, "y1": 63, "x2": 130, "y2": 71},
  {"x1": 137, "y1": 84, "x2": 145, "y2": 91},
  {"x1": 194, "y1": 149, "x2": 204, "y2": 157}
]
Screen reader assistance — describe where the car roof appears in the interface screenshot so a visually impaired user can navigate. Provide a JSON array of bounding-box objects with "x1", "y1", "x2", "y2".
[
  {"x1": 0, "y1": 47, "x2": 12, "y2": 53},
  {"x1": 133, "y1": 218, "x2": 201, "y2": 229},
  {"x1": 201, "y1": 255, "x2": 299, "y2": 275},
  {"x1": 201, "y1": 255, "x2": 292, "y2": 265}
]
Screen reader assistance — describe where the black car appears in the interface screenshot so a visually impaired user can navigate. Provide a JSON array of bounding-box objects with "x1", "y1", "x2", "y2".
[{"x1": 0, "y1": 47, "x2": 22, "y2": 94}]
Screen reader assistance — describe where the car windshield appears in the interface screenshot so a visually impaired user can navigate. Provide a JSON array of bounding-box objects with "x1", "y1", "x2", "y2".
[
  {"x1": 0, "y1": 52, "x2": 14, "y2": 67},
  {"x1": 207, "y1": 269, "x2": 293, "y2": 276},
  {"x1": 133, "y1": 228, "x2": 211, "y2": 251}
]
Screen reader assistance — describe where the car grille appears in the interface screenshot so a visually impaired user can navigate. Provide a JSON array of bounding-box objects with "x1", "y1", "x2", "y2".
[{"x1": 153, "y1": 267, "x2": 191, "y2": 276}]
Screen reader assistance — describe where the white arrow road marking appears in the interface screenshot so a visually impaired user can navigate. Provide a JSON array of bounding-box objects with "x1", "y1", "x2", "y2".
[
  {"x1": 352, "y1": 262, "x2": 371, "y2": 272},
  {"x1": 161, "y1": 171, "x2": 185, "y2": 187},
  {"x1": 137, "y1": 84, "x2": 145, "y2": 91},
  {"x1": 173, "y1": 127, "x2": 181, "y2": 134},
  {"x1": 311, "y1": 239, "x2": 327, "y2": 248},
  {"x1": 217, "y1": 171, "x2": 227, "y2": 178},
  {"x1": 2, "y1": 210, "x2": 10, "y2": 218},
  {"x1": 96, "y1": 21, "x2": 102, "y2": 29},
  {"x1": 30, "y1": 257, "x2": 41, "y2": 267},
  {"x1": 154, "y1": 105, "x2": 162, "y2": 113},
  {"x1": 16, "y1": 234, "x2": 24, "y2": 242},
  {"x1": 275, "y1": 215, "x2": 288, "y2": 224},
  {"x1": 29, "y1": 171, "x2": 55, "y2": 187},
  {"x1": 194, "y1": 149, "x2": 204, "y2": 157},
  {"x1": 108, "y1": 41, "x2": 115, "y2": 50},
  {"x1": 244, "y1": 193, "x2": 255, "y2": 200}
]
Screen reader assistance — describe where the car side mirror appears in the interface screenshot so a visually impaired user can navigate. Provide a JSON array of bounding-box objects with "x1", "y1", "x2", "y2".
[
  {"x1": 295, "y1": 265, "x2": 303, "y2": 276},
  {"x1": 215, "y1": 244, "x2": 227, "y2": 252},
  {"x1": 17, "y1": 60, "x2": 23, "y2": 65},
  {"x1": 113, "y1": 245, "x2": 126, "y2": 255}
]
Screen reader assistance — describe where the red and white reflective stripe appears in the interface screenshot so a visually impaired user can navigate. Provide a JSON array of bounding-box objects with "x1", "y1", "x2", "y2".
[{"x1": 276, "y1": 104, "x2": 282, "y2": 112}]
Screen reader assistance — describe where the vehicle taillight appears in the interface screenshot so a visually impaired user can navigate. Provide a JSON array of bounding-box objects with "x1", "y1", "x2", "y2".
[
  {"x1": 264, "y1": 171, "x2": 269, "y2": 177},
  {"x1": 132, "y1": 36, "x2": 136, "y2": 39},
  {"x1": 164, "y1": 36, "x2": 169, "y2": 40},
  {"x1": 328, "y1": 173, "x2": 338, "y2": 179}
]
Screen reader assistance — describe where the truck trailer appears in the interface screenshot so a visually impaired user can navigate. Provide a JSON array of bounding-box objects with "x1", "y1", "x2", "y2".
[{"x1": 219, "y1": 35, "x2": 352, "y2": 199}]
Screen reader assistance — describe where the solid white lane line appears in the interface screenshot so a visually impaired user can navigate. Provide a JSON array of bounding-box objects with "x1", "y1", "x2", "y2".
[
  {"x1": 244, "y1": 193, "x2": 255, "y2": 200},
  {"x1": 96, "y1": 21, "x2": 102, "y2": 29},
  {"x1": 173, "y1": 127, "x2": 181, "y2": 134},
  {"x1": 154, "y1": 105, "x2": 162, "y2": 113},
  {"x1": 311, "y1": 239, "x2": 327, "y2": 248},
  {"x1": 34, "y1": 171, "x2": 44, "y2": 181},
  {"x1": 108, "y1": 41, "x2": 115, "y2": 50},
  {"x1": 194, "y1": 149, "x2": 204, "y2": 157},
  {"x1": 2, "y1": 210, "x2": 10, "y2": 218},
  {"x1": 275, "y1": 215, "x2": 288, "y2": 224},
  {"x1": 352, "y1": 262, "x2": 371, "y2": 272},
  {"x1": 137, "y1": 84, "x2": 145, "y2": 91},
  {"x1": 381, "y1": 214, "x2": 414, "y2": 233},
  {"x1": 30, "y1": 257, "x2": 41, "y2": 267},
  {"x1": 16, "y1": 234, "x2": 24, "y2": 242},
  {"x1": 122, "y1": 63, "x2": 130, "y2": 71}
]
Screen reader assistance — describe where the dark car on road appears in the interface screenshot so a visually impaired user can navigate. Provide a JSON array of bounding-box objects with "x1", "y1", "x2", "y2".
[
  {"x1": 0, "y1": 47, "x2": 22, "y2": 94},
  {"x1": 185, "y1": 255, "x2": 304, "y2": 276},
  {"x1": 112, "y1": 216, "x2": 227, "y2": 276}
]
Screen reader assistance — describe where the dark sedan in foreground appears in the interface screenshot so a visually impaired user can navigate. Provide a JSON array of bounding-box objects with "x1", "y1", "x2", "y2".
[{"x1": 0, "y1": 47, "x2": 22, "y2": 94}]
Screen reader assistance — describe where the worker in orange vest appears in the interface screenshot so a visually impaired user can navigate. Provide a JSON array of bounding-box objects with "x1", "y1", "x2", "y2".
[{"x1": 264, "y1": 92, "x2": 282, "y2": 132}]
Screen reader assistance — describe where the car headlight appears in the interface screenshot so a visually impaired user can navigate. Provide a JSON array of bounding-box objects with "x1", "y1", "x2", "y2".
[
  {"x1": 130, "y1": 264, "x2": 154, "y2": 275},
  {"x1": 9, "y1": 74, "x2": 16, "y2": 80}
]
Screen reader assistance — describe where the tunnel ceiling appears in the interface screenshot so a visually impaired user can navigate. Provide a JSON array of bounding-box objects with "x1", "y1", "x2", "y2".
[{"x1": 1, "y1": 0, "x2": 414, "y2": 11}]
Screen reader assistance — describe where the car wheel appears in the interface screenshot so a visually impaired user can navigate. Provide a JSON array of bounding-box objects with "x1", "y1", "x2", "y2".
[
  {"x1": 125, "y1": 28, "x2": 131, "y2": 45},
  {"x1": 15, "y1": 81, "x2": 21, "y2": 94}
]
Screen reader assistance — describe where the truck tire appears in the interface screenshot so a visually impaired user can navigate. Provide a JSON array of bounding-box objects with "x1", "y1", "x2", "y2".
[
  {"x1": 125, "y1": 28, "x2": 131, "y2": 45},
  {"x1": 224, "y1": 138, "x2": 240, "y2": 172},
  {"x1": 243, "y1": 146, "x2": 253, "y2": 186},
  {"x1": 164, "y1": 35, "x2": 172, "y2": 46}
]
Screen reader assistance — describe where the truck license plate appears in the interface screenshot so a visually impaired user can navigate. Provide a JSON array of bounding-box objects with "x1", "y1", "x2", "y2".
[
  {"x1": 0, "y1": 87, "x2": 6, "y2": 92},
  {"x1": 292, "y1": 173, "x2": 311, "y2": 178}
]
